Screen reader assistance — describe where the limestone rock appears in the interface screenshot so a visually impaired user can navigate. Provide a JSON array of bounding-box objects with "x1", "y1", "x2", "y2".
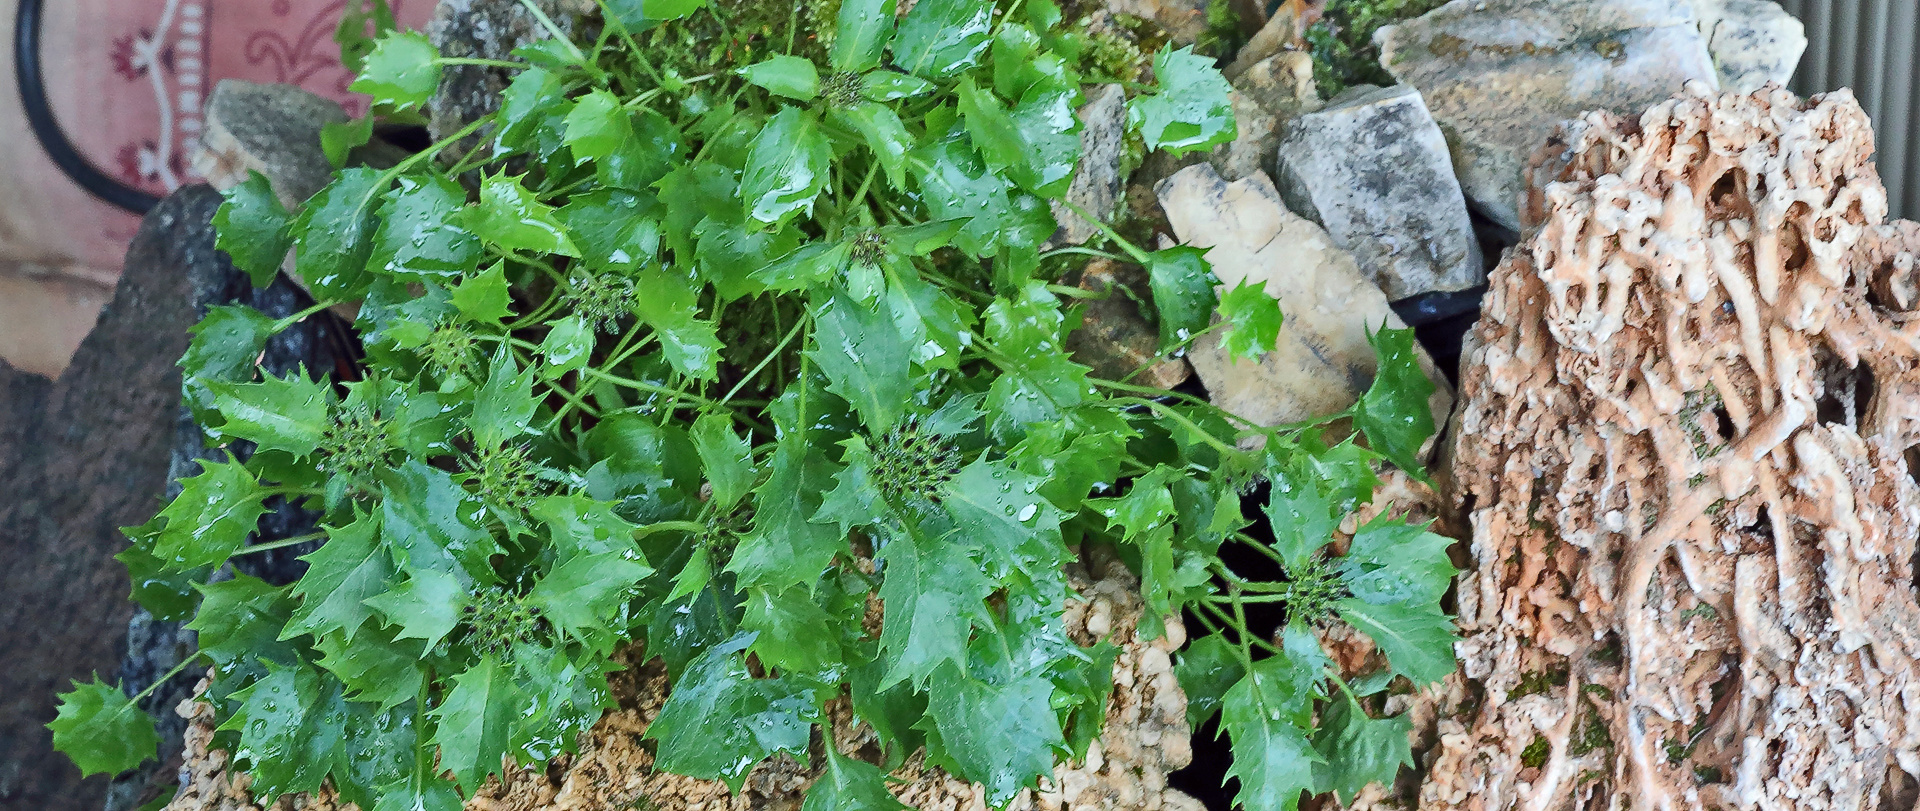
[
  {"x1": 192, "y1": 80, "x2": 347, "y2": 207},
  {"x1": 1376, "y1": 0, "x2": 1719, "y2": 232},
  {"x1": 1689, "y1": 0, "x2": 1807, "y2": 93},
  {"x1": 162, "y1": 559, "x2": 1201, "y2": 811},
  {"x1": 1064, "y1": 259, "x2": 1193, "y2": 390},
  {"x1": 1155, "y1": 164, "x2": 1452, "y2": 438},
  {"x1": 1232, "y1": 51, "x2": 1322, "y2": 122},
  {"x1": 1224, "y1": 4, "x2": 1309, "y2": 81},
  {"x1": 1274, "y1": 83, "x2": 1485, "y2": 299},
  {"x1": 1051, "y1": 84, "x2": 1130, "y2": 246},
  {"x1": 1107, "y1": 0, "x2": 1209, "y2": 45},
  {"x1": 427, "y1": 0, "x2": 596, "y2": 141},
  {"x1": 1433, "y1": 85, "x2": 1920, "y2": 811},
  {"x1": 1206, "y1": 90, "x2": 1280, "y2": 182}
]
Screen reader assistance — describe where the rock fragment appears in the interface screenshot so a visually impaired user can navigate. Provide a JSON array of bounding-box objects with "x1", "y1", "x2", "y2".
[
  {"x1": 427, "y1": 0, "x2": 596, "y2": 141},
  {"x1": 1106, "y1": 0, "x2": 1210, "y2": 45},
  {"x1": 1376, "y1": 0, "x2": 1719, "y2": 232},
  {"x1": 1434, "y1": 85, "x2": 1920, "y2": 811},
  {"x1": 1274, "y1": 83, "x2": 1485, "y2": 299},
  {"x1": 1155, "y1": 164, "x2": 1452, "y2": 439},
  {"x1": 192, "y1": 80, "x2": 348, "y2": 207},
  {"x1": 1688, "y1": 0, "x2": 1806, "y2": 93},
  {"x1": 1051, "y1": 85, "x2": 1130, "y2": 247},
  {"x1": 1064, "y1": 259, "x2": 1193, "y2": 390}
]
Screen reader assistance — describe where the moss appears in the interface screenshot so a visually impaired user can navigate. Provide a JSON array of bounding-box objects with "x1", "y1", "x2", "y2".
[
  {"x1": 1303, "y1": 0, "x2": 1449, "y2": 97},
  {"x1": 1520, "y1": 737, "x2": 1551, "y2": 769},
  {"x1": 1510, "y1": 667, "x2": 1569, "y2": 699},
  {"x1": 1194, "y1": 0, "x2": 1245, "y2": 60},
  {"x1": 1568, "y1": 711, "x2": 1613, "y2": 756}
]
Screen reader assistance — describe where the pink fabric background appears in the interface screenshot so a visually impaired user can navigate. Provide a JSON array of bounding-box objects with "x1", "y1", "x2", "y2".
[{"x1": 0, "y1": 0, "x2": 434, "y2": 374}]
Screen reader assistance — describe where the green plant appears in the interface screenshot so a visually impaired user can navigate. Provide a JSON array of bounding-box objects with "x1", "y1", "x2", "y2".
[
  {"x1": 1304, "y1": 0, "x2": 1447, "y2": 97},
  {"x1": 52, "y1": 1, "x2": 1458, "y2": 809}
]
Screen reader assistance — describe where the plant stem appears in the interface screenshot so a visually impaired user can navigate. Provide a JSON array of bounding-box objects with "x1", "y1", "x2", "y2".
[
  {"x1": 515, "y1": 0, "x2": 587, "y2": 64},
  {"x1": 1057, "y1": 199, "x2": 1152, "y2": 264},
  {"x1": 234, "y1": 532, "x2": 327, "y2": 556},
  {"x1": 130, "y1": 651, "x2": 209, "y2": 705},
  {"x1": 436, "y1": 57, "x2": 528, "y2": 69},
  {"x1": 721, "y1": 316, "x2": 807, "y2": 405}
]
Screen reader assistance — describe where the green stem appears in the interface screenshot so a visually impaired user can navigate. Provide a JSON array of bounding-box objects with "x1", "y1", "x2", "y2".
[
  {"x1": 1118, "y1": 320, "x2": 1227, "y2": 385},
  {"x1": 515, "y1": 0, "x2": 587, "y2": 64},
  {"x1": 1115, "y1": 396, "x2": 1243, "y2": 457},
  {"x1": 1057, "y1": 199, "x2": 1152, "y2": 264},
  {"x1": 273, "y1": 300, "x2": 342, "y2": 330},
  {"x1": 634, "y1": 520, "x2": 708, "y2": 540},
  {"x1": 721, "y1": 316, "x2": 808, "y2": 405},
  {"x1": 235, "y1": 532, "x2": 327, "y2": 556},
  {"x1": 1040, "y1": 246, "x2": 1127, "y2": 263},
  {"x1": 435, "y1": 57, "x2": 527, "y2": 69},
  {"x1": 129, "y1": 651, "x2": 209, "y2": 705},
  {"x1": 578, "y1": 367, "x2": 716, "y2": 407},
  {"x1": 358, "y1": 115, "x2": 492, "y2": 212}
]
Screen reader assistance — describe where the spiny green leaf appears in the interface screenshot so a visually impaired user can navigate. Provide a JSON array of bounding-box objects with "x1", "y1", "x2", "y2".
[
  {"x1": 117, "y1": 518, "x2": 206, "y2": 622},
  {"x1": 940, "y1": 457, "x2": 1066, "y2": 586},
  {"x1": 741, "y1": 55, "x2": 819, "y2": 100},
  {"x1": 214, "y1": 171, "x2": 293, "y2": 286},
  {"x1": 1355, "y1": 328, "x2": 1436, "y2": 478},
  {"x1": 314, "y1": 627, "x2": 426, "y2": 709},
  {"x1": 450, "y1": 263, "x2": 513, "y2": 326},
  {"x1": 351, "y1": 30, "x2": 440, "y2": 112},
  {"x1": 180, "y1": 305, "x2": 279, "y2": 419},
  {"x1": 379, "y1": 460, "x2": 503, "y2": 583},
  {"x1": 530, "y1": 494, "x2": 643, "y2": 559},
  {"x1": 1218, "y1": 278, "x2": 1283, "y2": 360},
  {"x1": 1335, "y1": 597, "x2": 1457, "y2": 687},
  {"x1": 293, "y1": 167, "x2": 382, "y2": 299},
  {"x1": 690, "y1": 411, "x2": 755, "y2": 511},
  {"x1": 154, "y1": 459, "x2": 267, "y2": 571},
  {"x1": 832, "y1": 103, "x2": 914, "y2": 190},
  {"x1": 363, "y1": 566, "x2": 468, "y2": 651},
  {"x1": 559, "y1": 189, "x2": 662, "y2": 270},
  {"x1": 810, "y1": 294, "x2": 911, "y2": 431},
  {"x1": 1128, "y1": 44, "x2": 1238, "y2": 157},
  {"x1": 923, "y1": 668, "x2": 1065, "y2": 807},
  {"x1": 1144, "y1": 246, "x2": 1218, "y2": 353},
  {"x1": 537, "y1": 315, "x2": 594, "y2": 378},
  {"x1": 188, "y1": 574, "x2": 300, "y2": 668},
  {"x1": 893, "y1": 0, "x2": 993, "y2": 78},
  {"x1": 48, "y1": 676, "x2": 160, "y2": 777},
  {"x1": 216, "y1": 664, "x2": 331, "y2": 800},
  {"x1": 830, "y1": 0, "x2": 897, "y2": 73},
  {"x1": 526, "y1": 551, "x2": 651, "y2": 646},
  {"x1": 207, "y1": 371, "x2": 330, "y2": 458},
  {"x1": 285, "y1": 511, "x2": 394, "y2": 641},
  {"x1": 982, "y1": 283, "x2": 1090, "y2": 439},
  {"x1": 1311, "y1": 692, "x2": 1413, "y2": 802},
  {"x1": 741, "y1": 108, "x2": 831, "y2": 226},
  {"x1": 803, "y1": 748, "x2": 910, "y2": 811},
  {"x1": 467, "y1": 174, "x2": 579, "y2": 256},
  {"x1": 644, "y1": 633, "x2": 818, "y2": 791},
  {"x1": 875, "y1": 522, "x2": 994, "y2": 689},
  {"x1": 1264, "y1": 459, "x2": 1338, "y2": 572},
  {"x1": 743, "y1": 585, "x2": 845, "y2": 675},
  {"x1": 631, "y1": 270, "x2": 722, "y2": 380},
  {"x1": 430, "y1": 656, "x2": 524, "y2": 791},
  {"x1": 1174, "y1": 633, "x2": 1246, "y2": 728},
  {"x1": 321, "y1": 116, "x2": 374, "y2": 168},
  {"x1": 729, "y1": 386, "x2": 846, "y2": 590},
  {"x1": 1221, "y1": 656, "x2": 1324, "y2": 811},
  {"x1": 372, "y1": 175, "x2": 482, "y2": 283},
  {"x1": 861, "y1": 70, "x2": 936, "y2": 101},
  {"x1": 752, "y1": 241, "x2": 852, "y2": 293},
  {"x1": 471, "y1": 345, "x2": 538, "y2": 448},
  {"x1": 1340, "y1": 518, "x2": 1456, "y2": 608}
]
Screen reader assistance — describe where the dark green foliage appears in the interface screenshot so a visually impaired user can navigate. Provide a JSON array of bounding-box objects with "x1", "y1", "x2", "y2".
[
  {"x1": 54, "y1": 4, "x2": 1459, "y2": 809},
  {"x1": 1305, "y1": 0, "x2": 1449, "y2": 96}
]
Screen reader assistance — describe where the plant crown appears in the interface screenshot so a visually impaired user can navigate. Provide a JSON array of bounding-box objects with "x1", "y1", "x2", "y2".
[{"x1": 51, "y1": 2, "x2": 1459, "y2": 809}]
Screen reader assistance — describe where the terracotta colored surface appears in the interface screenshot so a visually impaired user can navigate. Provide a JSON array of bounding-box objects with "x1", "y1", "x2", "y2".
[{"x1": 0, "y1": 0, "x2": 432, "y2": 374}]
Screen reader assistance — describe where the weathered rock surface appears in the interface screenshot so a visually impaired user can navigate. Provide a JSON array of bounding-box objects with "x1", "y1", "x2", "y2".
[
  {"x1": 1689, "y1": 0, "x2": 1806, "y2": 93},
  {"x1": 1275, "y1": 83, "x2": 1485, "y2": 299},
  {"x1": 427, "y1": 0, "x2": 596, "y2": 141},
  {"x1": 1064, "y1": 259, "x2": 1193, "y2": 390},
  {"x1": 1106, "y1": 0, "x2": 1209, "y2": 45},
  {"x1": 162, "y1": 558, "x2": 1200, "y2": 811},
  {"x1": 192, "y1": 81, "x2": 348, "y2": 208},
  {"x1": 1231, "y1": 51, "x2": 1321, "y2": 123},
  {"x1": 1051, "y1": 85, "x2": 1130, "y2": 247},
  {"x1": 1156, "y1": 164, "x2": 1453, "y2": 439},
  {"x1": 1376, "y1": 0, "x2": 1720, "y2": 232},
  {"x1": 1429, "y1": 86, "x2": 1920, "y2": 811}
]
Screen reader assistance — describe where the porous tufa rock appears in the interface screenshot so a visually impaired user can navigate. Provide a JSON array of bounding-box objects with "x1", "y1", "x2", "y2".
[
  {"x1": 162, "y1": 562, "x2": 1197, "y2": 811},
  {"x1": 1431, "y1": 84, "x2": 1920, "y2": 811}
]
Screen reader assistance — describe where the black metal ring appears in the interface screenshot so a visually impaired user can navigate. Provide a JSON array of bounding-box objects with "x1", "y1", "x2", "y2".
[{"x1": 15, "y1": 0, "x2": 161, "y2": 214}]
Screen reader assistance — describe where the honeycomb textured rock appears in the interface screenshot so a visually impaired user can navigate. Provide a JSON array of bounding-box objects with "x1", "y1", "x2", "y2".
[{"x1": 1431, "y1": 83, "x2": 1920, "y2": 811}]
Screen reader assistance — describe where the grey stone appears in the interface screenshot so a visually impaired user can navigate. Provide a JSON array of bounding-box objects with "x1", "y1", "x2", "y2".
[
  {"x1": 1376, "y1": 0, "x2": 1719, "y2": 231},
  {"x1": 1233, "y1": 51, "x2": 1322, "y2": 122},
  {"x1": 1690, "y1": 0, "x2": 1806, "y2": 93},
  {"x1": 193, "y1": 80, "x2": 347, "y2": 207},
  {"x1": 1274, "y1": 83, "x2": 1485, "y2": 299},
  {"x1": 1050, "y1": 84, "x2": 1130, "y2": 246},
  {"x1": 1155, "y1": 164, "x2": 1453, "y2": 437},
  {"x1": 1063, "y1": 259, "x2": 1192, "y2": 391},
  {"x1": 427, "y1": 0, "x2": 597, "y2": 141}
]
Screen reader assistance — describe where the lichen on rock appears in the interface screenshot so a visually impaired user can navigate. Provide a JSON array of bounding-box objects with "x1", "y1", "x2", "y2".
[
  {"x1": 162, "y1": 560, "x2": 1198, "y2": 811},
  {"x1": 1430, "y1": 83, "x2": 1920, "y2": 811}
]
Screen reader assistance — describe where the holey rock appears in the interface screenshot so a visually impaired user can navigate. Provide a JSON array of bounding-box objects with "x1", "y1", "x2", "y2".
[
  {"x1": 1274, "y1": 84, "x2": 1485, "y2": 300},
  {"x1": 162, "y1": 558, "x2": 1204, "y2": 811},
  {"x1": 1432, "y1": 85, "x2": 1920, "y2": 811},
  {"x1": 1155, "y1": 164, "x2": 1453, "y2": 439},
  {"x1": 1375, "y1": 0, "x2": 1720, "y2": 233}
]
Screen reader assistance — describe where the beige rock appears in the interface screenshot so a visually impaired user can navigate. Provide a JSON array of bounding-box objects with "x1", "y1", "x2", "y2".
[
  {"x1": 1232, "y1": 51, "x2": 1322, "y2": 122},
  {"x1": 1689, "y1": 0, "x2": 1806, "y2": 93},
  {"x1": 1224, "y1": 3, "x2": 1307, "y2": 81},
  {"x1": 1050, "y1": 85, "x2": 1130, "y2": 247},
  {"x1": 193, "y1": 80, "x2": 347, "y2": 208},
  {"x1": 1154, "y1": 164, "x2": 1453, "y2": 440},
  {"x1": 163, "y1": 562, "x2": 1200, "y2": 811},
  {"x1": 1429, "y1": 85, "x2": 1920, "y2": 811},
  {"x1": 1376, "y1": 0, "x2": 1720, "y2": 232},
  {"x1": 1205, "y1": 91, "x2": 1279, "y2": 182},
  {"x1": 1106, "y1": 0, "x2": 1208, "y2": 45},
  {"x1": 1064, "y1": 259, "x2": 1193, "y2": 390}
]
